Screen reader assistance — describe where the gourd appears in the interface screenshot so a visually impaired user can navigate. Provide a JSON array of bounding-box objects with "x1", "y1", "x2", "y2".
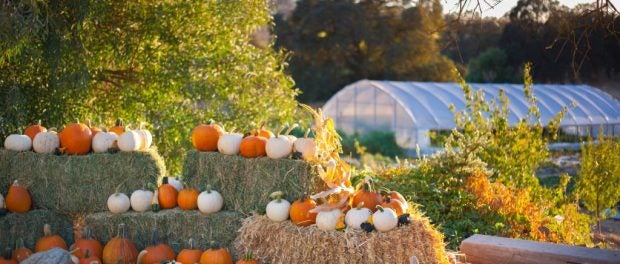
[
  {"x1": 135, "y1": 124, "x2": 152, "y2": 150},
  {"x1": 71, "y1": 227, "x2": 103, "y2": 259},
  {"x1": 35, "y1": 224, "x2": 68, "y2": 252},
  {"x1": 168, "y1": 177, "x2": 184, "y2": 192},
  {"x1": 351, "y1": 182, "x2": 382, "y2": 212},
  {"x1": 345, "y1": 203, "x2": 372, "y2": 229},
  {"x1": 59, "y1": 120, "x2": 93, "y2": 155},
  {"x1": 293, "y1": 129, "x2": 316, "y2": 160},
  {"x1": 158, "y1": 177, "x2": 178, "y2": 209},
  {"x1": 266, "y1": 191, "x2": 290, "y2": 222},
  {"x1": 102, "y1": 224, "x2": 138, "y2": 264},
  {"x1": 117, "y1": 130, "x2": 142, "y2": 152},
  {"x1": 21, "y1": 248, "x2": 71, "y2": 264},
  {"x1": 12, "y1": 239, "x2": 32, "y2": 262},
  {"x1": 33, "y1": 128, "x2": 60, "y2": 154},
  {"x1": 197, "y1": 185, "x2": 223, "y2": 214},
  {"x1": 176, "y1": 239, "x2": 202, "y2": 264},
  {"x1": 217, "y1": 130, "x2": 243, "y2": 155},
  {"x1": 92, "y1": 132, "x2": 118, "y2": 153},
  {"x1": 381, "y1": 196, "x2": 405, "y2": 216},
  {"x1": 372, "y1": 206, "x2": 398, "y2": 232},
  {"x1": 24, "y1": 120, "x2": 47, "y2": 141},
  {"x1": 109, "y1": 119, "x2": 125, "y2": 136},
  {"x1": 316, "y1": 209, "x2": 343, "y2": 231},
  {"x1": 5, "y1": 180, "x2": 32, "y2": 214},
  {"x1": 238, "y1": 135, "x2": 267, "y2": 158},
  {"x1": 130, "y1": 189, "x2": 154, "y2": 213},
  {"x1": 151, "y1": 190, "x2": 161, "y2": 212},
  {"x1": 200, "y1": 242, "x2": 232, "y2": 264},
  {"x1": 192, "y1": 120, "x2": 223, "y2": 151},
  {"x1": 137, "y1": 229, "x2": 176, "y2": 264},
  {"x1": 4, "y1": 134, "x2": 32, "y2": 152},
  {"x1": 386, "y1": 190, "x2": 409, "y2": 211},
  {"x1": 107, "y1": 192, "x2": 130, "y2": 214},
  {"x1": 178, "y1": 186, "x2": 200, "y2": 210},
  {"x1": 289, "y1": 195, "x2": 317, "y2": 227},
  {"x1": 265, "y1": 126, "x2": 293, "y2": 159}
]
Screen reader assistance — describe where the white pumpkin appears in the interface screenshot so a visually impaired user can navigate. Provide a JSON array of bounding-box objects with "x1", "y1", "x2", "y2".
[
  {"x1": 293, "y1": 129, "x2": 316, "y2": 160},
  {"x1": 118, "y1": 130, "x2": 143, "y2": 152},
  {"x1": 345, "y1": 204, "x2": 372, "y2": 229},
  {"x1": 136, "y1": 129, "x2": 152, "y2": 150},
  {"x1": 168, "y1": 177, "x2": 184, "y2": 192},
  {"x1": 266, "y1": 126, "x2": 293, "y2": 159},
  {"x1": 33, "y1": 130, "x2": 60, "y2": 154},
  {"x1": 107, "y1": 192, "x2": 130, "y2": 214},
  {"x1": 92, "y1": 131, "x2": 118, "y2": 153},
  {"x1": 130, "y1": 189, "x2": 153, "y2": 212},
  {"x1": 284, "y1": 124, "x2": 298, "y2": 144},
  {"x1": 372, "y1": 206, "x2": 398, "y2": 232},
  {"x1": 4, "y1": 134, "x2": 32, "y2": 151},
  {"x1": 316, "y1": 209, "x2": 343, "y2": 231},
  {"x1": 266, "y1": 191, "x2": 291, "y2": 222},
  {"x1": 217, "y1": 132, "x2": 243, "y2": 155},
  {"x1": 197, "y1": 186, "x2": 223, "y2": 214}
]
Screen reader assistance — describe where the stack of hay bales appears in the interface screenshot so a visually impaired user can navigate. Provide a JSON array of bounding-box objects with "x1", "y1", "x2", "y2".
[{"x1": 0, "y1": 210, "x2": 74, "y2": 250}]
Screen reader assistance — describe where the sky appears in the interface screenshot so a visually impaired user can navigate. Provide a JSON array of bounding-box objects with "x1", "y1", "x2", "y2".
[{"x1": 442, "y1": 0, "x2": 620, "y2": 17}]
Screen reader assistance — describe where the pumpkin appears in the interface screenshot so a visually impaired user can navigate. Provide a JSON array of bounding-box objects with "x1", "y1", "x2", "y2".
[
  {"x1": 59, "y1": 120, "x2": 93, "y2": 155},
  {"x1": 92, "y1": 132, "x2": 118, "y2": 153},
  {"x1": 251, "y1": 122, "x2": 274, "y2": 139},
  {"x1": 151, "y1": 190, "x2": 161, "y2": 213},
  {"x1": 217, "y1": 131, "x2": 243, "y2": 155},
  {"x1": 85, "y1": 119, "x2": 102, "y2": 138},
  {"x1": 35, "y1": 224, "x2": 68, "y2": 252},
  {"x1": 178, "y1": 187, "x2": 199, "y2": 210},
  {"x1": 117, "y1": 130, "x2": 143, "y2": 152},
  {"x1": 168, "y1": 177, "x2": 184, "y2": 192},
  {"x1": 4, "y1": 134, "x2": 32, "y2": 152},
  {"x1": 158, "y1": 177, "x2": 178, "y2": 209},
  {"x1": 238, "y1": 136, "x2": 267, "y2": 158},
  {"x1": 109, "y1": 119, "x2": 125, "y2": 136},
  {"x1": 12, "y1": 238, "x2": 32, "y2": 262},
  {"x1": 6, "y1": 180, "x2": 32, "y2": 214},
  {"x1": 235, "y1": 252, "x2": 259, "y2": 264},
  {"x1": 102, "y1": 224, "x2": 138, "y2": 264},
  {"x1": 176, "y1": 239, "x2": 202, "y2": 264},
  {"x1": 197, "y1": 185, "x2": 223, "y2": 214},
  {"x1": 289, "y1": 196, "x2": 317, "y2": 226},
  {"x1": 386, "y1": 190, "x2": 409, "y2": 211},
  {"x1": 381, "y1": 196, "x2": 405, "y2": 216},
  {"x1": 351, "y1": 182, "x2": 382, "y2": 212},
  {"x1": 200, "y1": 242, "x2": 232, "y2": 264},
  {"x1": 316, "y1": 209, "x2": 343, "y2": 231},
  {"x1": 24, "y1": 120, "x2": 47, "y2": 141},
  {"x1": 79, "y1": 250, "x2": 101, "y2": 264},
  {"x1": 32, "y1": 128, "x2": 59, "y2": 154},
  {"x1": 372, "y1": 206, "x2": 398, "y2": 232},
  {"x1": 284, "y1": 124, "x2": 299, "y2": 143},
  {"x1": 71, "y1": 227, "x2": 103, "y2": 259},
  {"x1": 192, "y1": 120, "x2": 224, "y2": 152},
  {"x1": 137, "y1": 229, "x2": 176, "y2": 264},
  {"x1": 265, "y1": 126, "x2": 293, "y2": 159},
  {"x1": 18, "y1": 248, "x2": 72, "y2": 264},
  {"x1": 293, "y1": 129, "x2": 316, "y2": 160},
  {"x1": 345, "y1": 203, "x2": 372, "y2": 230},
  {"x1": 0, "y1": 247, "x2": 16, "y2": 264},
  {"x1": 135, "y1": 124, "x2": 152, "y2": 150},
  {"x1": 130, "y1": 189, "x2": 153, "y2": 213},
  {"x1": 108, "y1": 192, "x2": 130, "y2": 214},
  {"x1": 266, "y1": 191, "x2": 290, "y2": 222}
]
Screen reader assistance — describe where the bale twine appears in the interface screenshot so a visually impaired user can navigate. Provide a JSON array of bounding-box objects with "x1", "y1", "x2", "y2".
[
  {"x1": 234, "y1": 215, "x2": 450, "y2": 264},
  {"x1": 182, "y1": 151, "x2": 324, "y2": 213},
  {"x1": 0, "y1": 210, "x2": 74, "y2": 250},
  {"x1": 0, "y1": 149, "x2": 166, "y2": 214}
]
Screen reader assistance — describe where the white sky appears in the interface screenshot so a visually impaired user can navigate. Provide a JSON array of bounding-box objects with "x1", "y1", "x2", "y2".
[{"x1": 442, "y1": 0, "x2": 620, "y2": 17}]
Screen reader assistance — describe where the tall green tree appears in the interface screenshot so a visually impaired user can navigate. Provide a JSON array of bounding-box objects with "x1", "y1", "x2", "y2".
[{"x1": 0, "y1": 0, "x2": 299, "y2": 173}]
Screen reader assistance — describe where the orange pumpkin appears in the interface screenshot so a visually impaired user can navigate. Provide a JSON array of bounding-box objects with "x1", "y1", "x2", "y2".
[
  {"x1": 102, "y1": 224, "x2": 138, "y2": 264},
  {"x1": 35, "y1": 224, "x2": 68, "y2": 252},
  {"x1": 200, "y1": 242, "x2": 232, "y2": 264},
  {"x1": 12, "y1": 239, "x2": 32, "y2": 262},
  {"x1": 289, "y1": 196, "x2": 318, "y2": 227},
  {"x1": 178, "y1": 187, "x2": 199, "y2": 210},
  {"x1": 5, "y1": 180, "x2": 31, "y2": 214},
  {"x1": 158, "y1": 177, "x2": 178, "y2": 209},
  {"x1": 79, "y1": 250, "x2": 101, "y2": 264},
  {"x1": 381, "y1": 196, "x2": 405, "y2": 216},
  {"x1": 239, "y1": 136, "x2": 267, "y2": 158},
  {"x1": 138, "y1": 229, "x2": 176, "y2": 264},
  {"x1": 251, "y1": 122, "x2": 274, "y2": 139},
  {"x1": 235, "y1": 252, "x2": 259, "y2": 264},
  {"x1": 71, "y1": 227, "x2": 103, "y2": 259},
  {"x1": 25, "y1": 120, "x2": 47, "y2": 141},
  {"x1": 85, "y1": 119, "x2": 102, "y2": 138},
  {"x1": 386, "y1": 190, "x2": 409, "y2": 211},
  {"x1": 176, "y1": 239, "x2": 202, "y2": 264},
  {"x1": 191, "y1": 120, "x2": 224, "y2": 151},
  {"x1": 59, "y1": 120, "x2": 92, "y2": 155},
  {"x1": 351, "y1": 183, "x2": 382, "y2": 212},
  {"x1": 109, "y1": 119, "x2": 125, "y2": 136},
  {"x1": 0, "y1": 247, "x2": 16, "y2": 264}
]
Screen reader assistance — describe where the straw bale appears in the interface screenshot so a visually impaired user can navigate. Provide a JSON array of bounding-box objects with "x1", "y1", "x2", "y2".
[{"x1": 0, "y1": 210, "x2": 74, "y2": 250}]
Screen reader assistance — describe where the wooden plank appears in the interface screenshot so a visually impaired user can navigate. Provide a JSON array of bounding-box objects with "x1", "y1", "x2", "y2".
[{"x1": 460, "y1": 234, "x2": 620, "y2": 264}]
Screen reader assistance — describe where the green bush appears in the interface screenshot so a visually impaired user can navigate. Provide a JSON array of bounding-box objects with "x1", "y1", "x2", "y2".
[{"x1": 340, "y1": 130, "x2": 405, "y2": 159}]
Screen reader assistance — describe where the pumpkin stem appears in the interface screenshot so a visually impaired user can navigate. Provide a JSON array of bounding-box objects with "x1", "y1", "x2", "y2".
[
  {"x1": 117, "y1": 223, "x2": 128, "y2": 239},
  {"x1": 188, "y1": 238, "x2": 196, "y2": 250},
  {"x1": 269, "y1": 191, "x2": 284, "y2": 202},
  {"x1": 85, "y1": 119, "x2": 92, "y2": 128},
  {"x1": 43, "y1": 224, "x2": 52, "y2": 237},
  {"x1": 207, "y1": 240, "x2": 221, "y2": 250},
  {"x1": 161, "y1": 176, "x2": 169, "y2": 185},
  {"x1": 15, "y1": 238, "x2": 26, "y2": 249},
  {"x1": 206, "y1": 119, "x2": 215, "y2": 125},
  {"x1": 275, "y1": 125, "x2": 286, "y2": 137},
  {"x1": 115, "y1": 118, "x2": 123, "y2": 127},
  {"x1": 84, "y1": 249, "x2": 91, "y2": 259},
  {"x1": 304, "y1": 128, "x2": 312, "y2": 138},
  {"x1": 2, "y1": 247, "x2": 11, "y2": 260},
  {"x1": 259, "y1": 121, "x2": 266, "y2": 130},
  {"x1": 285, "y1": 124, "x2": 299, "y2": 136},
  {"x1": 151, "y1": 229, "x2": 160, "y2": 246},
  {"x1": 356, "y1": 202, "x2": 365, "y2": 210},
  {"x1": 74, "y1": 118, "x2": 80, "y2": 124},
  {"x1": 376, "y1": 205, "x2": 385, "y2": 212},
  {"x1": 82, "y1": 226, "x2": 94, "y2": 240},
  {"x1": 147, "y1": 182, "x2": 156, "y2": 191},
  {"x1": 384, "y1": 196, "x2": 392, "y2": 203},
  {"x1": 244, "y1": 251, "x2": 254, "y2": 260},
  {"x1": 205, "y1": 184, "x2": 213, "y2": 193}
]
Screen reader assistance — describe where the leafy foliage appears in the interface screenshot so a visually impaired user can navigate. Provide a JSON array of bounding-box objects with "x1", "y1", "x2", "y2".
[
  {"x1": 0, "y1": 0, "x2": 299, "y2": 173},
  {"x1": 466, "y1": 48, "x2": 521, "y2": 83},
  {"x1": 340, "y1": 131, "x2": 405, "y2": 159}
]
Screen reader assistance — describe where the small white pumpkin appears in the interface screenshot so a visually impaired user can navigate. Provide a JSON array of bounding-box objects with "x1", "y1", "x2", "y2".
[
  {"x1": 266, "y1": 126, "x2": 293, "y2": 159},
  {"x1": 345, "y1": 203, "x2": 372, "y2": 229},
  {"x1": 294, "y1": 129, "x2": 316, "y2": 160},
  {"x1": 107, "y1": 192, "x2": 130, "y2": 214},
  {"x1": 372, "y1": 206, "x2": 398, "y2": 232},
  {"x1": 316, "y1": 209, "x2": 343, "y2": 231},
  {"x1": 197, "y1": 185, "x2": 223, "y2": 214},
  {"x1": 136, "y1": 124, "x2": 152, "y2": 150},
  {"x1": 284, "y1": 124, "x2": 298, "y2": 144},
  {"x1": 118, "y1": 130, "x2": 143, "y2": 152},
  {"x1": 33, "y1": 129, "x2": 60, "y2": 154},
  {"x1": 167, "y1": 177, "x2": 184, "y2": 192},
  {"x1": 217, "y1": 132, "x2": 243, "y2": 155},
  {"x1": 266, "y1": 191, "x2": 291, "y2": 222},
  {"x1": 130, "y1": 189, "x2": 154, "y2": 212},
  {"x1": 4, "y1": 134, "x2": 32, "y2": 151},
  {"x1": 92, "y1": 131, "x2": 118, "y2": 153}
]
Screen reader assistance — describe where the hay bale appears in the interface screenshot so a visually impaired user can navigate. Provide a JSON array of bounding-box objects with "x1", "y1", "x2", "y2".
[
  {"x1": 0, "y1": 148, "x2": 166, "y2": 214},
  {"x1": 182, "y1": 151, "x2": 323, "y2": 213},
  {"x1": 0, "y1": 210, "x2": 74, "y2": 250},
  {"x1": 234, "y1": 215, "x2": 450, "y2": 264},
  {"x1": 84, "y1": 209, "x2": 243, "y2": 253}
]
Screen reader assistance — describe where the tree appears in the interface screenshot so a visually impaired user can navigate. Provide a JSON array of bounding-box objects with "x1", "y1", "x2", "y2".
[
  {"x1": 0, "y1": 1, "x2": 299, "y2": 173},
  {"x1": 466, "y1": 47, "x2": 520, "y2": 83}
]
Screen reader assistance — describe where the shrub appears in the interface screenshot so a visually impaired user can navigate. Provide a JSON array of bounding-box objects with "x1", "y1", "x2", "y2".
[{"x1": 340, "y1": 130, "x2": 405, "y2": 159}]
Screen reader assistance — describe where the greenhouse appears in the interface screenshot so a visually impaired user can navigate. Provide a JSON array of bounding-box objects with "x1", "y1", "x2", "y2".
[{"x1": 323, "y1": 80, "x2": 620, "y2": 152}]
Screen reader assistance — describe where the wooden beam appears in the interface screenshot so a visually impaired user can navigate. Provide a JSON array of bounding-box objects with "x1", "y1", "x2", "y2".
[{"x1": 460, "y1": 234, "x2": 620, "y2": 264}]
